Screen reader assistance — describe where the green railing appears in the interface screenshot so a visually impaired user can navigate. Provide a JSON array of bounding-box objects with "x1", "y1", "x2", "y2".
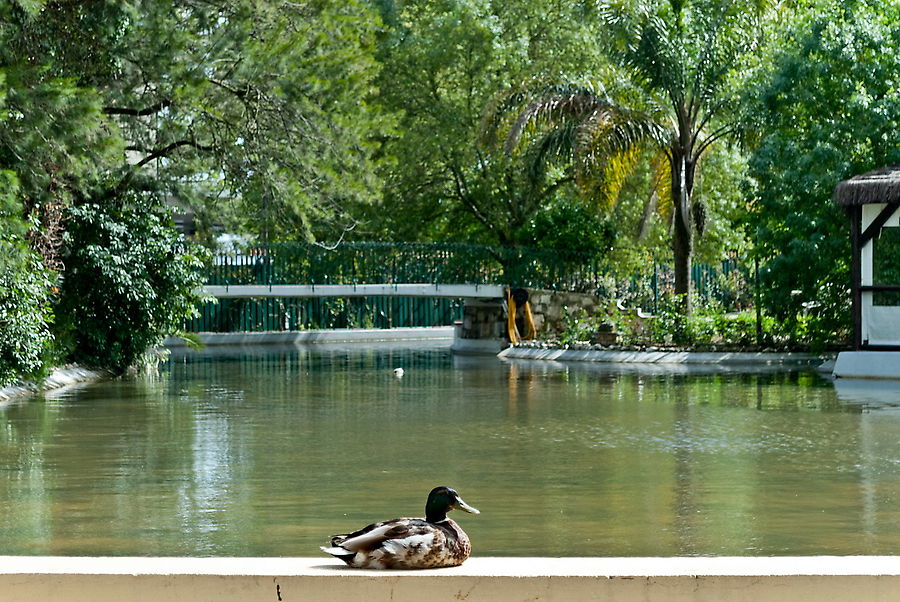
[
  {"x1": 191, "y1": 242, "x2": 751, "y2": 332},
  {"x1": 205, "y1": 242, "x2": 606, "y2": 290}
]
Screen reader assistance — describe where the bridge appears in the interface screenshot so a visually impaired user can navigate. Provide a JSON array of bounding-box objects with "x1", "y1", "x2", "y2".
[{"x1": 191, "y1": 242, "x2": 747, "y2": 338}]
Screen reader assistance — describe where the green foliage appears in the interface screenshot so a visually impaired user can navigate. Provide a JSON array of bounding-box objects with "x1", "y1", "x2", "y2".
[
  {"x1": 747, "y1": 0, "x2": 900, "y2": 344},
  {"x1": 558, "y1": 300, "x2": 774, "y2": 350},
  {"x1": 56, "y1": 201, "x2": 209, "y2": 373},
  {"x1": 0, "y1": 171, "x2": 54, "y2": 386},
  {"x1": 0, "y1": 25, "x2": 117, "y2": 268},
  {"x1": 369, "y1": 0, "x2": 602, "y2": 245},
  {"x1": 523, "y1": 200, "x2": 616, "y2": 264},
  {"x1": 3, "y1": 0, "x2": 392, "y2": 243},
  {"x1": 0, "y1": 0, "x2": 393, "y2": 380},
  {"x1": 0, "y1": 247, "x2": 54, "y2": 386}
]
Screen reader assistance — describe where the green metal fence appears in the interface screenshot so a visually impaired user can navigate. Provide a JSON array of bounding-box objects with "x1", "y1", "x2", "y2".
[
  {"x1": 187, "y1": 295, "x2": 463, "y2": 333},
  {"x1": 190, "y1": 242, "x2": 751, "y2": 332}
]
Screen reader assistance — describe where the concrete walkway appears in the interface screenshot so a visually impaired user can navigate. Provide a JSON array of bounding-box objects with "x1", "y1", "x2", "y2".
[{"x1": 205, "y1": 283, "x2": 505, "y2": 299}]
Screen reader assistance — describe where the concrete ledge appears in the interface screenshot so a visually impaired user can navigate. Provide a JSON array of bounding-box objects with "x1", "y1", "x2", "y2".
[
  {"x1": 500, "y1": 346, "x2": 828, "y2": 367},
  {"x1": 2, "y1": 557, "x2": 900, "y2": 602},
  {"x1": 450, "y1": 337, "x2": 508, "y2": 355},
  {"x1": 164, "y1": 326, "x2": 455, "y2": 347},
  {"x1": 833, "y1": 351, "x2": 900, "y2": 379}
]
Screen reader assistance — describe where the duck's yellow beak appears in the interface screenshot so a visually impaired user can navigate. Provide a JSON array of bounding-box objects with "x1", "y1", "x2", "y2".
[{"x1": 456, "y1": 498, "x2": 480, "y2": 514}]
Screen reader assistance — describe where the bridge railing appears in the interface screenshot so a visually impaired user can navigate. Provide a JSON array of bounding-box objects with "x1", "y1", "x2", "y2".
[
  {"x1": 205, "y1": 242, "x2": 750, "y2": 312},
  {"x1": 206, "y1": 242, "x2": 607, "y2": 290}
]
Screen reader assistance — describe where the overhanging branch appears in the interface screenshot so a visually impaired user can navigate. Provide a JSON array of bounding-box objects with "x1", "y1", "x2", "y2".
[
  {"x1": 107, "y1": 138, "x2": 215, "y2": 200},
  {"x1": 130, "y1": 139, "x2": 215, "y2": 168},
  {"x1": 103, "y1": 99, "x2": 172, "y2": 117}
]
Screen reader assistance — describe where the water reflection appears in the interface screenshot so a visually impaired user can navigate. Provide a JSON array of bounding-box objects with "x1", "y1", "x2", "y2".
[
  {"x1": 1, "y1": 345, "x2": 899, "y2": 557},
  {"x1": 834, "y1": 378, "x2": 900, "y2": 411}
]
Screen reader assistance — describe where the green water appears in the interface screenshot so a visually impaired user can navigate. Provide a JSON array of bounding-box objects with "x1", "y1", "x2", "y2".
[{"x1": 2, "y1": 344, "x2": 899, "y2": 557}]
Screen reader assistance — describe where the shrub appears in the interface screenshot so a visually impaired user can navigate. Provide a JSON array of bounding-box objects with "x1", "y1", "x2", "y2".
[{"x1": 56, "y1": 201, "x2": 209, "y2": 373}]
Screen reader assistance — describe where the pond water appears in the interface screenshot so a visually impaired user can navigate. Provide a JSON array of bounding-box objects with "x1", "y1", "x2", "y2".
[{"x1": 1, "y1": 343, "x2": 899, "y2": 557}]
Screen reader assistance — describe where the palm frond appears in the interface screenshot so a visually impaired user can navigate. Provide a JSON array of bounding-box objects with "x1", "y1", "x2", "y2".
[
  {"x1": 521, "y1": 121, "x2": 579, "y2": 183},
  {"x1": 501, "y1": 83, "x2": 612, "y2": 153},
  {"x1": 574, "y1": 145, "x2": 641, "y2": 210}
]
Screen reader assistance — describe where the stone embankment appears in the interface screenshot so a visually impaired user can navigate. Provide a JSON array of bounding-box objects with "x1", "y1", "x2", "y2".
[
  {"x1": 502, "y1": 341, "x2": 833, "y2": 369},
  {"x1": 0, "y1": 366, "x2": 107, "y2": 403}
]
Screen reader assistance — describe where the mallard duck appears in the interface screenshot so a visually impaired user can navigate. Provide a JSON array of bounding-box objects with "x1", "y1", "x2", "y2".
[{"x1": 320, "y1": 486, "x2": 480, "y2": 569}]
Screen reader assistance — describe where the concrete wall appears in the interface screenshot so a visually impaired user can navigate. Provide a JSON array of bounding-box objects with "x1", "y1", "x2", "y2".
[
  {"x1": 833, "y1": 351, "x2": 900, "y2": 379},
  {"x1": 164, "y1": 326, "x2": 455, "y2": 347},
  {"x1": 501, "y1": 346, "x2": 828, "y2": 367},
  {"x1": 3, "y1": 556, "x2": 900, "y2": 602}
]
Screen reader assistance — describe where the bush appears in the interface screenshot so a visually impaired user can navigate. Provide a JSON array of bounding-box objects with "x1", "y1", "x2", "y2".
[
  {"x1": 557, "y1": 297, "x2": 781, "y2": 350},
  {"x1": 56, "y1": 201, "x2": 209, "y2": 373}
]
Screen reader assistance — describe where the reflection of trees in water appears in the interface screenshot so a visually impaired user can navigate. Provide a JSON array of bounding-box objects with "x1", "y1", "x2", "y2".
[{"x1": 167, "y1": 347, "x2": 457, "y2": 382}]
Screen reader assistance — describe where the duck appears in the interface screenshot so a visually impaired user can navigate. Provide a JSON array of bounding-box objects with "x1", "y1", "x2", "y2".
[{"x1": 320, "y1": 486, "x2": 480, "y2": 569}]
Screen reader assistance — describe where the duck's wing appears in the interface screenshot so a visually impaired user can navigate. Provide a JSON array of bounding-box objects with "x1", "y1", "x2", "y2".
[{"x1": 327, "y1": 518, "x2": 430, "y2": 553}]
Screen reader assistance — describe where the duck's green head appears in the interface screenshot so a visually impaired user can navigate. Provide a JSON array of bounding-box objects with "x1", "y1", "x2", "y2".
[{"x1": 425, "y1": 486, "x2": 480, "y2": 522}]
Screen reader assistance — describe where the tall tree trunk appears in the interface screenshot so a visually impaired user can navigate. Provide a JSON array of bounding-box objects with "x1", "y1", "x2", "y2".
[{"x1": 670, "y1": 151, "x2": 695, "y2": 315}]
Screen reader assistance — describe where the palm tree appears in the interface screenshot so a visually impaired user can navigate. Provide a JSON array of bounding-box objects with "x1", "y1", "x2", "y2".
[{"x1": 485, "y1": 0, "x2": 763, "y2": 313}]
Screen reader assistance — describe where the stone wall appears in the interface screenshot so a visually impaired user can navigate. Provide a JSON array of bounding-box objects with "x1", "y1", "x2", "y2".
[
  {"x1": 523, "y1": 288, "x2": 605, "y2": 338},
  {"x1": 454, "y1": 289, "x2": 607, "y2": 347},
  {"x1": 458, "y1": 299, "x2": 507, "y2": 340},
  {"x1": 456, "y1": 290, "x2": 607, "y2": 345}
]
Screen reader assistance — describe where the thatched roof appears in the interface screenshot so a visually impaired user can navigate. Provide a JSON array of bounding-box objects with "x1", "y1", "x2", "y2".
[{"x1": 834, "y1": 165, "x2": 900, "y2": 206}]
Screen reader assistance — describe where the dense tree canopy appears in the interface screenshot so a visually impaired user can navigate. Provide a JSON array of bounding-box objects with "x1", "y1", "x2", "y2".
[
  {"x1": 3, "y1": 0, "x2": 392, "y2": 243},
  {"x1": 367, "y1": 0, "x2": 605, "y2": 246},
  {"x1": 747, "y1": 0, "x2": 900, "y2": 343},
  {"x1": 2, "y1": 0, "x2": 900, "y2": 380},
  {"x1": 0, "y1": 0, "x2": 395, "y2": 377}
]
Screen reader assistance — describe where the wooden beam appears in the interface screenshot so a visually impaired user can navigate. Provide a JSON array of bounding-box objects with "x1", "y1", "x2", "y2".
[
  {"x1": 860, "y1": 201, "x2": 900, "y2": 246},
  {"x1": 850, "y1": 206, "x2": 862, "y2": 349}
]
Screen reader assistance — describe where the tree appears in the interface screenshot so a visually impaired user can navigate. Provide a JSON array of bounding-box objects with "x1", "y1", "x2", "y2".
[
  {"x1": 4, "y1": 0, "x2": 392, "y2": 243},
  {"x1": 0, "y1": 170, "x2": 54, "y2": 386},
  {"x1": 487, "y1": 0, "x2": 765, "y2": 312},
  {"x1": 747, "y1": 0, "x2": 900, "y2": 344},
  {"x1": 368, "y1": 0, "x2": 603, "y2": 246}
]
